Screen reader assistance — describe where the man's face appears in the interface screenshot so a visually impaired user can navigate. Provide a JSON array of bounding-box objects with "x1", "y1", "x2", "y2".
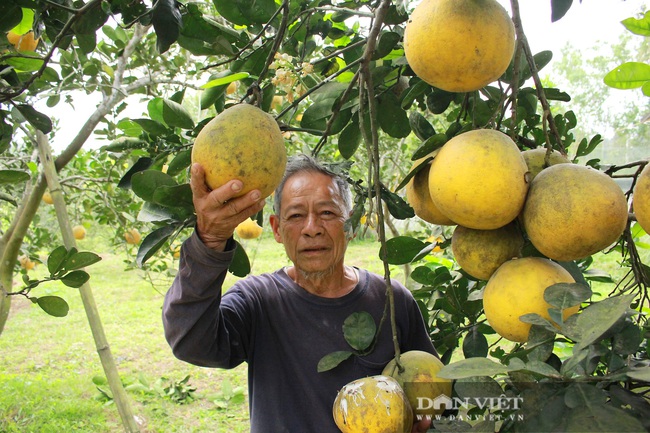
[{"x1": 270, "y1": 171, "x2": 350, "y2": 278}]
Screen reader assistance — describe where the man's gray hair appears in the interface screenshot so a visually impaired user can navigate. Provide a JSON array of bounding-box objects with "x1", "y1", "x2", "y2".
[{"x1": 273, "y1": 154, "x2": 353, "y2": 215}]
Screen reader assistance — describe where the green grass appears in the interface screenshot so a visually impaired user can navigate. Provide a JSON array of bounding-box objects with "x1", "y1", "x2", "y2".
[{"x1": 0, "y1": 232, "x2": 386, "y2": 433}]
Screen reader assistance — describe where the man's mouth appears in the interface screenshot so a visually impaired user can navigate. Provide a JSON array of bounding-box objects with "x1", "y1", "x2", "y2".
[{"x1": 301, "y1": 246, "x2": 329, "y2": 254}]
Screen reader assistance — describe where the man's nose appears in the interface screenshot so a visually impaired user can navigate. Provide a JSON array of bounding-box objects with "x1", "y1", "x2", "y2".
[{"x1": 302, "y1": 213, "x2": 323, "y2": 236}]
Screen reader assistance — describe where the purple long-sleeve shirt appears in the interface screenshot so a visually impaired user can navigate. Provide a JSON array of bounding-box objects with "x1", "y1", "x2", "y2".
[{"x1": 163, "y1": 232, "x2": 436, "y2": 432}]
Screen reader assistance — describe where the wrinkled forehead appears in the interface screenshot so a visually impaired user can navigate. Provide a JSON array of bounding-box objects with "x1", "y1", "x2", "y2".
[{"x1": 281, "y1": 171, "x2": 346, "y2": 209}]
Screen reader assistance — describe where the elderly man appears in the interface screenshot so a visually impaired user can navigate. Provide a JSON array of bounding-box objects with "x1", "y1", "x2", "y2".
[{"x1": 163, "y1": 154, "x2": 436, "y2": 432}]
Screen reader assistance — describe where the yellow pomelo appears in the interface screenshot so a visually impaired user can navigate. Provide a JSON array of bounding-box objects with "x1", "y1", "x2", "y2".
[
  {"x1": 124, "y1": 228, "x2": 141, "y2": 245},
  {"x1": 42, "y1": 191, "x2": 54, "y2": 204},
  {"x1": 7, "y1": 30, "x2": 39, "y2": 52},
  {"x1": 451, "y1": 222, "x2": 524, "y2": 281},
  {"x1": 521, "y1": 147, "x2": 571, "y2": 181},
  {"x1": 333, "y1": 375, "x2": 413, "y2": 433},
  {"x1": 19, "y1": 255, "x2": 36, "y2": 271},
  {"x1": 382, "y1": 350, "x2": 452, "y2": 416},
  {"x1": 405, "y1": 155, "x2": 455, "y2": 226},
  {"x1": 522, "y1": 164, "x2": 628, "y2": 262},
  {"x1": 428, "y1": 129, "x2": 529, "y2": 230},
  {"x1": 191, "y1": 104, "x2": 287, "y2": 199},
  {"x1": 235, "y1": 218, "x2": 263, "y2": 239},
  {"x1": 72, "y1": 225, "x2": 86, "y2": 240},
  {"x1": 483, "y1": 257, "x2": 579, "y2": 343},
  {"x1": 404, "y1": 0, "x2": 515, "y2": 92},
  {"x1": 633, "y1": 163, "x2": 650, "y2": 234}
]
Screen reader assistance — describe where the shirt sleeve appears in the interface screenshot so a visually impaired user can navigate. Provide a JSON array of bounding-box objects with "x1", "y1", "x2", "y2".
[{"x1": 162, "y1": 230, "x2": 251, "y2": 369}]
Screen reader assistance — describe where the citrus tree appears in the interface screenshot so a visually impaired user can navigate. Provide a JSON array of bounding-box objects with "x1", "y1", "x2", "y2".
[{"x1": 1, "y1": 0, "x2": 649, "y2": 432}]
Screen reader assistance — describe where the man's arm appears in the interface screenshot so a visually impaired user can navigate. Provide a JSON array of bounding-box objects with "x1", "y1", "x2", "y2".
[{"x1": 162, "y1": 163, "x2": 265, "y2": 367}]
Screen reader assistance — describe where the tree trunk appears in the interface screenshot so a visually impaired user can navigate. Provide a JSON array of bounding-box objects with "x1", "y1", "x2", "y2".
[{"x1": 37, "y1": 132, "x2": 140, "y2": 433}]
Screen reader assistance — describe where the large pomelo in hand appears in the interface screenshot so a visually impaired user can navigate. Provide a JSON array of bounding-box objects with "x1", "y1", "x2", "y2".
[
  {"x1": 483, "y1": 257, "x2": 579, "y2": 343},
  {"x1": 633, "y1": 163, "x2": 650, "y2": 234},
  {"x1": 428, "y1": 129, "x2": 529, "y2": 230},
  {"x1": 522, "y1": 164, "x2": 628, "y2": 262},
  {"x1": 191, "y1": 104, "x2": 287, "y2": 199},
  {"x1": 404, "y1": 0, "x2": 515, "y2": 92},
  {"x1": 382, "y1": 350, "x2": 452, "y2": 417},
  {"x1": 333, "y1": 375, "x2": 413, "y2": 433}
]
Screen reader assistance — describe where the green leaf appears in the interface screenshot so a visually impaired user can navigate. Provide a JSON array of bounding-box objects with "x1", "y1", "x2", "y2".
[
  {"x1": 550, "y1": 0, "x2": 573, "y2": 22},
  {"x1": 60, "y1": 270, "x2": 90, "y2": 288},
  {"x1": 317, "y1": 351, "x2": 353, "y2": 373},
  {"x1": 462, "y1": 327, "x2": 488, "y2": 358},
  {"x1": 381, "y1": 186, "x2": 415, "y2": 220},
  {"x1": 0, "y1": 3, "x2": 22, "y2": 34},
  {"x1": 5, "y1": 56, "x2": 44, "y2": 72},
  {"x1": 400, "y1": 79, "x2": 430, "y2": 110},
  {"x1": 136, "y1": 225, "x2": 177, "y2": 267},
  {"x1": 544, "y1": 283, "x2": 591, "y2": 310},
  {"x1": 437, "y1": 358, "x2": 512, "y2": 380},
  {"x1": 409, "y1": 111, "x2": 435, "y2": 142},
  {"x1": 152, "y1": 0, "x2": 183, "y2": 53},
  {"x1": 152, "y1": 183, "x2": 194, "y2": 209},
  {"x1": 62, "y1": 252, "x2": 102, "y2": 271},
  {"x1": 118, "y1": 157, "x2": 154, "y2": 190},
  {"x1": 378, "y1": 93, "x2": 411, "y2": 138},
  {"x1": 35, "y1": 295, "x2": 69, "y2": 317},
  {"x1": 166, "y1": 150, "x2": 192, "y2": 176},
  {"x1": 200, "y1": 72, "x2": 250, "y2": 89},
  {"x1": 621, "y1": 11, "x2": 650, "y2": 36},
  {"x1": 626, "y1": 366, "x2": 650, "y2": 382},
  {"x1": 372, "y1": 31, "x2": 401, "y2": 60},
  {"x1": 565, "y1": 294, "x2": 636, "y2": 351},
  {"x1": 162, "y1": 99, "x2": 195, "y2": 130},
  {"x1": 379, "y1": 236, "x2": 427, "y2": 265},
  {"x1": 519, "y1": 313, "x2": 559, "y2": 334},
  {"x1": 0, "y1": 169, "x2": 29, "y2": 184},
  {"x1": 412, "y1": 134, "x2": 447, "y2": 160},
  {"x1": 131, "y1": 170, "x2": 178, "y2": 202},
  {"x1": 338, "y1": 119, "x2": 362, "y2": 160},
  {"x1": 426, "y1": 88, "x2": 455, "y2": 114},
  {"x1": 604, "y1": 62, "x2": 650, "y2": 89},
  {"x1": 395, "y1": 155, "x2": 433, "y2": 192},
  {"x1": 15, "y1": 104, "x2": 52, "y2": 133},
  {"x1": 229, "y1": 240, "x2": 250, "y2": 277},
  {"x1": 343, "y1": 312, "x2": 376, "y2": 351},
  {"x1": 454, "y1": 376, "x2": 504, "y2": 400},
  {"x1": 132, "y1": 119, "x2": 169, "y2": 136},
  {"x1": 564, "y1": 403, "x2": 646, "y2": 432},
  {"x1": 612, "y1": 321, "x2": 642, "y2": 355},
  {"x1": 47, "y1": 246, "x2": 69, "y2": 275}
]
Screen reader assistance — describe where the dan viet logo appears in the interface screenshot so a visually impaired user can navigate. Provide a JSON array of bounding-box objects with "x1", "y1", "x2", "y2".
[{"x1": 416, "y1": 394, "x2": 524, "y2": 412}]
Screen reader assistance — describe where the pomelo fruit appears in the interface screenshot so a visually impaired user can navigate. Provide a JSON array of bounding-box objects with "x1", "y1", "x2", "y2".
[
  {"x1": 405, "y1": 155, "x2": 455, "y2": 226},
  {"x1": 521, "y1": 147, "x2": 571, "y2": 181},
  {"x1": 191, "y1": 104, "x2": 287, "y2": 199},
  {"x1": 451, "y1": 222, "x2": 524, "y2": 281},
  {"x1": 382, "y1": 350, "x2": 452, "y2": 417},
  {"x1": 483, "y1": 257, "x2": 579, "y2": 343},
  {"x1": 633, "y1": 163, "x2": 650, "y2": 234},
  {"x1": 404, "y1": 0, "x2": 515, "y2": 92},
  {"x1": 428, "y1": 129, "x2": 529, "y2": 230},
  {"x1": 333, "y1": 375, "x2": 413, "y2": 433},
  {"x1": 522, "y1": 164, "x2": 628, "y2": 261}
]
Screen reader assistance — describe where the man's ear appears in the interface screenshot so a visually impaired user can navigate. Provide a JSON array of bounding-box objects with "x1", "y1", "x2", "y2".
[{"x1": 269, "y1": 215, "x2": 283, "y2": 244}]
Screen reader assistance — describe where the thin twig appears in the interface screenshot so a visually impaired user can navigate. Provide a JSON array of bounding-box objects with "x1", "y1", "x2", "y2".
[{"x1": 510, "y1": 0, "x2": 565, "y2": 154}]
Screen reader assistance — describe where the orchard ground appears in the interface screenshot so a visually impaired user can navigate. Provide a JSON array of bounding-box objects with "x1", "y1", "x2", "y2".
[{"x1": 0, "y1": 225, "x2": 641, "y2": 432}]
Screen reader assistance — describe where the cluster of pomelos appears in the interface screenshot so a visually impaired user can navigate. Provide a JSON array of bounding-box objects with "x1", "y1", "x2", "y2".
[
  {"x1": 332, "y1": 351, "x2": 452, "y2": 433},
  {"x1": 406, "y1": 125, "x2": 638, "y2": 343},
  {"x1": 399, "y1": 0, "x2": 645, "y2": 344}
]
